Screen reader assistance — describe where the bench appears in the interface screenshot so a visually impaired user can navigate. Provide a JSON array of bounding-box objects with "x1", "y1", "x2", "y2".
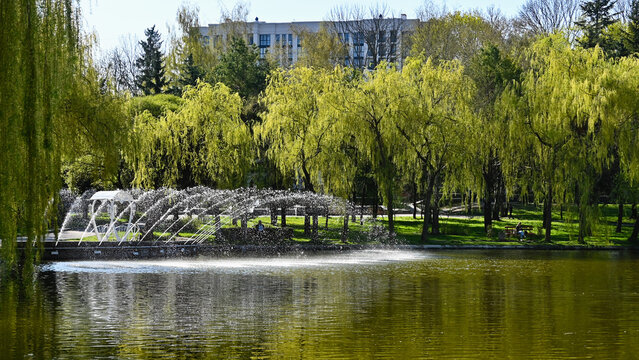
[{"x1": 504, "y1": 224, "x2": 533, "y2": 238}]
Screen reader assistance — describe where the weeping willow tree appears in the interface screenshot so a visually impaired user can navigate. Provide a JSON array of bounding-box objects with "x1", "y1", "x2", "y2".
[
  {"x1": 127, "y1": 82, "x2": 253, "y2": 189},
  {"x1": 463, "y1": 45, "x2": 521, "y2": 234},
  {"x1": 502, "y1": 35, "x2": 616, "y2": 243},
  {"x1": 257, "y1": 67, "x2": 356, "y2": 194},
  {"x1": 320, "y1": 64, "x2": 405, "y2": 233},
  {"x1": 0, "y1": 0, "x2": 126, "y2": 273},
  {"x1": 606, "y1": 55, "x2": 639, "y2": 243},
  {"x1": 392, "y1": 57, "x2": 474, "y2": 242}
]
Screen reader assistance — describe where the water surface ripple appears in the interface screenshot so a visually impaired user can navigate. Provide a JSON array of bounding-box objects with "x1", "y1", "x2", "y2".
[{"x1": 2, "y1": 249, "x2": 638, "y2": 359}]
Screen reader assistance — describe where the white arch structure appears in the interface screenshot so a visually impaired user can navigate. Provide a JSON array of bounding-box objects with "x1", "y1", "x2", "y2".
[{"x1": 86, "y1": 191, "x2": 136, "y2": 245}]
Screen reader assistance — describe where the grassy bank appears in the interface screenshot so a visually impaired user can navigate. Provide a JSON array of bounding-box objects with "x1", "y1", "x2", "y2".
[{"x1": 243, "y1": 204, "x2": 637, "y2": 247}]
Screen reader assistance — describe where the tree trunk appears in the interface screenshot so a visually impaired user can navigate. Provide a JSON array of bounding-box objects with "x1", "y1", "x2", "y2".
[
  {"x1": 351, "y1": 193, "x2": 357, "y2": 222},
  {"x1": 412, "y1": 180, "x2": 417, "y2": 219},
  {"x1": 270, "y1": 206, "x2": 277, "y2": 225},
  {"x1": 483, "y1": 174, "x2": 494, "y2": 234},
  {"x1": 373, "y1": 193, "x2": 379, "y2": 219},
  {"x1": 432, "y1": 207, "x2": 440, "y2": 235},
  {"x1": 280, "y1": 206, "x2": 287, "y2": 227},
  {"x1": 631, "y1": 203, "x2": 637, "y2": 219},
  {"x1": 578, "y1": 204, "x2": 587, "y2": 244},
  {"x1": 82, "y1": 201, "x2": 89, "y2": 220},
  {"x1": 500, "y1": 181, "x2": 508, "y2": 218},
  {"x1": 241, "y1": 214, "x2": 248, "y2": 240},
  {"x1": 467, "y1": 191, "x2": 473, "y2": 215},
  {"x1": 302, "y1": 163, "x2": 314, "y2": 193},
  {"x1": 386, "y1": 184, "x2": 395, "y2": 233},
  {"x1": 629, "y1": 216, "x2": 639, "y2": 244},
  {"x1": 616, "y1": 202, "x2": 624, "y2": 233},
  {"x1": 304, "y1": 214, "x2": 310, "y2": 235},
  {"x1": 172, "y1": 206, "x2": 179, "y2": 221},
  {"x1": 493, "y1": 181, "x2": 503, "y2": 221},
  {"x1": 341, "y1": 215, "x2": 349, "y2": 243},
  {"x1": 325, "y1": 207, "x2": 329, "y2": 229},
  {"x1": 544, "y1": 187, "x2": 553, "y2": 243},
  {"x1": 360, "y1": 184, "x2": 366, "y2": 223},
  {"x1": 433, "y1": 181, "x2": 442, "y2": 234},
  {"x1": 312, "y1": 214, "x2": 318, "y2": 240},
  {"x1": 420, "y1": 174, "x2": 436, "y2": 243}
]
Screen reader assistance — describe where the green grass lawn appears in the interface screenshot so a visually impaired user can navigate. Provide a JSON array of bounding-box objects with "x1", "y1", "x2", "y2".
[{"x1": 242, "y1": 203, "x2": 637, "y2": 247}]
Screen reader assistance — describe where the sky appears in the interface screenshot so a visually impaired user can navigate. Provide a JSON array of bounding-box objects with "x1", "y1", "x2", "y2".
[{"x1": 79, "y1": 0, "x2": 525, "y2": 53}]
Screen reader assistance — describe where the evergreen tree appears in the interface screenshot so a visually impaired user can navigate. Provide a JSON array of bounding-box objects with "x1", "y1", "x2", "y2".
[
  {"x1": 135, "y1": 25, "x2": 168, "y2": 95},
  {"x1": 214, "y1": 38, "x2": 269, "y2": 100},
  {"x1": 177, "y1": 53, "x2": 205, "y2": 91},
  {"x1": 626, "y1": 0, "x2": 639, "y2": 52},
  {"x1": 576, "y1": 0, "x2": 618, "y2": 48},
  {"x1": 214, "y1": 37, "x2": 270, "y2": 125}
]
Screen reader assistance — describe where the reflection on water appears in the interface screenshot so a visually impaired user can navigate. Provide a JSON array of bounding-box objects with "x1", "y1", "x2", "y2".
[{"x1": 2, "y1": 250, "x2": 639, "y2": 359}]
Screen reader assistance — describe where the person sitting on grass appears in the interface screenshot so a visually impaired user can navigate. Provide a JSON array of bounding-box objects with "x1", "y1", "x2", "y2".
[
  {"x1": 516, "y1": 222, "x2": 525, "y2": 240},
  {"x1": 256, "y1": 220, "x2": 264, "y2": 232}
]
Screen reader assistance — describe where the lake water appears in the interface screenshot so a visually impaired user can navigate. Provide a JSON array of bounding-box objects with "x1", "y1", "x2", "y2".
[{"x1": 2, "y1": 249, "x2": 639, "y2": 359}]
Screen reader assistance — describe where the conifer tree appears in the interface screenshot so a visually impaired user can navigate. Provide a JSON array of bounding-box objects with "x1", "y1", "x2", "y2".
[
  {"x1": 626, "y1": 0, "x2": 639, "y2": 52},
  {"x1": 576, "y1": 0, "x2": 618, "y2": 48},
  {"x1": 135, "y1": 25, "x2": 168, "y2": 95},
  {"x1": 177, "y1": 53, "x2": 205, "y2": 90}
]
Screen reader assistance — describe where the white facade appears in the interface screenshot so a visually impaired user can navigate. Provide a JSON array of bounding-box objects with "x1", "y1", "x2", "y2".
[{"x1": 199, "y1": 16, "x2": 419, "y2": 69}]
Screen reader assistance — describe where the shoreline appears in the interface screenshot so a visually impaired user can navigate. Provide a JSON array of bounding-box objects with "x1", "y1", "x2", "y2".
[{"x1": 14, "y1": 241, "x2": 639, "y2": 262}]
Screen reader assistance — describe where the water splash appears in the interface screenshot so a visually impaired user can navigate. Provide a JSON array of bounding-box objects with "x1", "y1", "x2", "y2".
[{"x1": 57, "y1": 187, "x2": 354, "y2": 245}]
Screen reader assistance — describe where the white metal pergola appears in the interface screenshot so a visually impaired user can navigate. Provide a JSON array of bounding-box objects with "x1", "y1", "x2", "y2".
[{"x1": 86, "y1": 190, "x2": 135, "y2": 245}]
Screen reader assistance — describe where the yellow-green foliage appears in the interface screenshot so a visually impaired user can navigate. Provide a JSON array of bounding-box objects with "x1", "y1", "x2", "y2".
[
  {"x1": 128, "y1": 94, "x2": 184, "y2": 118},
  {"x1": 604, "y1": 55, "x2": 639, "y2": 185},
  {"x1": 257, "y1": 67, "x2": 354, "y2": 194},
  {"x1": 411, "y1": 11, "x2": 503, "y2": 65},
  {"x1": 393, "y1": 57, "x2": 474, "y2": 192},
  {"x1": 503, "y1": 35, "x2": 616, "y2": 203},
  {"x1": 0, "y1": 0, "x2": 128, "y2": 271},
  {"x1": 293, "y1": 25, "x2": 349, "y2": 70},
  {"x1": 128, "y1": 82, "x2": 253, "y2": 189}
]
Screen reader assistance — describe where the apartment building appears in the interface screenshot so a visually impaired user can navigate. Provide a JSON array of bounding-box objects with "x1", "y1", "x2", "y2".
[{"x1": 199, "y1": 15, "x2": 419, "y2": 69}]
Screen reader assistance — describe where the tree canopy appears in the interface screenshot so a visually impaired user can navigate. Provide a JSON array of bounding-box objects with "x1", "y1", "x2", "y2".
[{"x1": 127, "y1": 82, "x2": 252, "y2": 189}]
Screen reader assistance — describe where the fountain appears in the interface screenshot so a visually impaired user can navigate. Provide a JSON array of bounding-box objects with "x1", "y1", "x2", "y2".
[{"x1": 48, "y1": 187, "x2": 358, "y2": 260}]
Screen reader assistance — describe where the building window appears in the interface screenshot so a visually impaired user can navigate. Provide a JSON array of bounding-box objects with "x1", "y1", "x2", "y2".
[
  {"x1": 248, "y1": 33, "x2": 254, "y2": 45},
  {"x1": 260, "y1": 47, "x2": 268, "y2": 58},
  {"x1": 297, "y1": 36, "x2": 302, "y2": 48},
  {"x1": 288, "y1": 34, "x2": 293, "y2": 47},
  {"x1": 354, "y1": 33, "x2": 364, "y2": 46},
  {"x1": 259, "y1": 34, "x2": 270, "y2": 47},
  {"x1": 339, "y1": 33, "x2": 351, "y2": 43},
  {"x1": 276, "y1": 34, "x2": 280, "y2": 43}
]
